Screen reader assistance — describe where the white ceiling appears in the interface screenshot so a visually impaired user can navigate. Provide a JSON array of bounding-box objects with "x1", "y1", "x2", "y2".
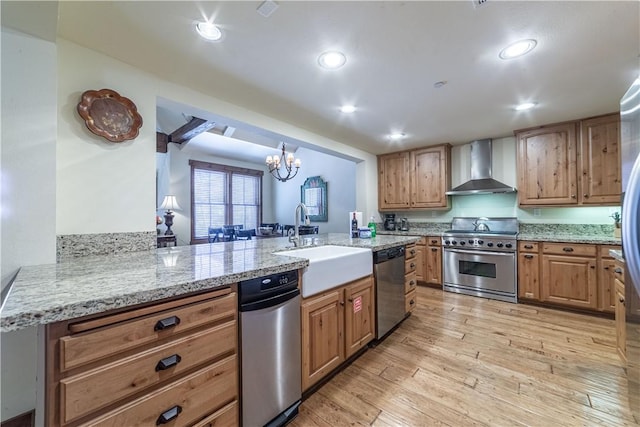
[{"x1": 57, "y1": 1, "x2": 639, "y2": 155}]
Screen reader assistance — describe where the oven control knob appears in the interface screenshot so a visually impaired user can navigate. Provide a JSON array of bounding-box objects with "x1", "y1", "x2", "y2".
[
  {"x1": 497, "y1": 242, "x2": 504, "y2": 248},
  {"x1": 444, "y1": 240, "x2": 450, "y2": 245},
  {"x1": 460, "y1": 241, "x2": 466, "y2": 245},
  {"x1": 505, "y1": 243, "x2": 513, "y2": 248},
  {"x1": 468, "y1": 239, "x2": 474, "y2": 244},
  {"x1": 487, "y1": 242, "x2": 494, "y2": 247},
  {"x1": 451, "y1": 240, "x2": 457, "y2": 245},
  {"x1": 478, "y1": 240, "x2": 484, "y2": 245}
]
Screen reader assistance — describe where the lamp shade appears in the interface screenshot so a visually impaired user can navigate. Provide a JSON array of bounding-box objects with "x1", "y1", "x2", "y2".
[{"x1": 160, "y1": 195, "x2": 182, "y2": 211}]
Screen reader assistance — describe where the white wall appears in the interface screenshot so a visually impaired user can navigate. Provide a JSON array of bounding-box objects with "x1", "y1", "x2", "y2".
[
  {"x1": 1, "y1": 27, "x2": 57, "y2": 421},
  {"x1": 272, "y1": 147, "x2": 357, "y2": 233},
  {"x1": 395, "y1": 136, "x2": 619, "y2": 224}
]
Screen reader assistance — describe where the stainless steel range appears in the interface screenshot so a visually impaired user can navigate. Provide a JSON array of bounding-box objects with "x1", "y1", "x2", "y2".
[{"x1": 442, "y1": 217, "x2": 518, "y2": 303}]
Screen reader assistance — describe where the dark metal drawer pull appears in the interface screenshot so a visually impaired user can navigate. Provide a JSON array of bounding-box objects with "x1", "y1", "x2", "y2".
[
  {"x1": 620, "y1": 297, "x2": 625, "y2": 304},
  {"x1": 431, "y1": 248, "x2": 438, "y2": 252},
  {"x1": 410, "y1": 280, "x2": 415, "y2": 286},
  {"x1": 524, "y1": 245, "x2": 534, "y2": 249},
  {"x1": 410, "y1": 249, "x2": 416, "y2": 255},
  {"x1": 431, "y1": 240, "x2": 438, "y2": 244},
  {"x1": 155, "y1": 354, "x2": 182, "y2": 371},
  {"x1": 524, "y1": 254, "x2": 534, "y2": 259},
  {"x1": 410, "y1": 299, "x2": 415, "y2": 306},
  {"x1": 154, "y1": 316, "x2": 181, "y2": 331},
  {"x1": 156, "y1": 405, "x2": 182, "y2": 425},
  {"x1": 410, "y1": 263, "x2": 416, "y2": 269},
  {"x1": 562, "y1": 247, "x2": 574, "y2": 252}
]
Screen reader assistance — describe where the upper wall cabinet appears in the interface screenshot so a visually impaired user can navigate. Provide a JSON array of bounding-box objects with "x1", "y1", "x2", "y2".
[
  {"x1": 579, "y1": 114, "x2": 621, "y2": 205},
  {"x1": 378, "y1": 144, "x2": 451, "y2": 211},
  {"x1": 515, "y1": 113, "x2": 621, "y2": 207}
]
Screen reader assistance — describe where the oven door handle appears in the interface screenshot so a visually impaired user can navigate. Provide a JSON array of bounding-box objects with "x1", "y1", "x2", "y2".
[{"x1": 445, "y1": 248, "x2": 514, "y2": 257}]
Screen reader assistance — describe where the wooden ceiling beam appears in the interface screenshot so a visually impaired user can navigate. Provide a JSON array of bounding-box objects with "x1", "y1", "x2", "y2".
[{"x1": 169, "y1": 117, "x2": 216, "y2": 144}]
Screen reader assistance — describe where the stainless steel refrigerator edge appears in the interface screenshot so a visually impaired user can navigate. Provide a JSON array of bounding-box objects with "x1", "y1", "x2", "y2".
[{"x1": 621, "y1": 77, "x2": 640, "y2": 419}]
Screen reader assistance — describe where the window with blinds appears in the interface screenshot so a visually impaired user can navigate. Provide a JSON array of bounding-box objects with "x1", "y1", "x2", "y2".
[{"x1": 189, "y1": 160, "x2": 263, "y2": 243}]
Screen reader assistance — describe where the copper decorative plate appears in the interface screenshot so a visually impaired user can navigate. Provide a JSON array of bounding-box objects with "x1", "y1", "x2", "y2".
[{"x1": 77, "y1": 88, "x2": 143, "y2": 142}]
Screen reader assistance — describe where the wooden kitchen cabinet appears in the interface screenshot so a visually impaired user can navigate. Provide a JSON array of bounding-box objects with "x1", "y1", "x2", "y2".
[
  {"x1": 46, "y1": 288, "x2": 238, "y2": 427},
  {"x1": 598, "y1": 245, "x2": 621, "y2": 313},
  {"x1": 405, "y1": 244, "x2": 417, "y2": 313},
  {"x1": 378, "y1": 151, "x2": 410, "y2": 210},
  {"x1": 415, "y1": 238, "x2": 426, "y2": 282},
  {"x1": 425, "y1": 236, "x2": 442, "y2": 286},
  {"x1": 516, "y1": 113, "x2": 621, "y2": 207},
  {"x1": 516, "y1": 122, "x2": 578, "y2": 206},
  {"x1": 410, "y1": 145, "x2": 451, "y2": 209},
  {"x1": 518, "y1": 241, "x2": 540, "y2": 300},
  {"x1": 614, "y1": 259, "x2": 626, "y2": 362},
  {"x1": 378, "y1": 144, "x2": 451, "y2": 211},
  {"x1": 579, "y1": 113, "x2": 621, "y2": 205},
  {"x1": 541, "y1": 243, "x2": 598, "y2": 310},
  {"x1": 301, "y1": 275, "x2": 374, "y2": 391}
]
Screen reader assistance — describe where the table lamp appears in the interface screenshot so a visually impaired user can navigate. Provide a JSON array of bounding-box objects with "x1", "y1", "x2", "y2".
[{"x1": 159, "y1": 195, "x2": 182, "y2": 235}]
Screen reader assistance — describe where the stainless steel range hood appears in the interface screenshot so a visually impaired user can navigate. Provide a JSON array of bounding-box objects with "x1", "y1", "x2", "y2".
[{"x1": 446, "y1": 139, "x2": 516, "y2": 196}]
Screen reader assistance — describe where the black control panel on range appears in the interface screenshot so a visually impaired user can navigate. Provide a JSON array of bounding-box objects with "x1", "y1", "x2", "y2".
[{"x1": 239, "y1": 270, "x2": 299, "y2": 304}]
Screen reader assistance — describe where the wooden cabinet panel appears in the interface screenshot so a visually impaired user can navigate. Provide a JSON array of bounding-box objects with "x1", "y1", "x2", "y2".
[
  {"x1": 301, "y1": 289, "x2": 345, "y2": 391},
  {"x1": 405, "y1": 257, "x2": 417, "y2": 275},
  {"x1": 344, "y1": 277, "x2": 375, "y2": 358},
  {"x1": 579, "y1": 113, "x2": 621, "y2": 204},
  {"x1": 518, "y1": 252, "x2": 540, "y2": 300},
  {"x1": 410, "y1": 145, "x2": 451, "y2": 208},
  {"x1": 192, "y1": 400, "x2": 238, "y2": 427},
  {"x1": 414, "y1": 242, "x2": 425, "y2": 282},
  {"x1": 60, "y1": 291, "x2": 235, "y2": 372},
  {"x1": 378, "y1": 152, "x2": 410, "y2": 210},
  {"x1": 84, "y1": 355, "x2": 237, "y2": 427},
  {"x1": 517, "y1": 123, "x2": 578, "y2": 206},
  {"x1": 615, "y1": 277, "x2": 626, "y2": 362},
  {"x1": 518, "y1": 241, "x2": 539, "y2": 253},
  {"x1": 405, "y1": 273, "x2": 417, "y2": 294},
  {"x1": 405, "y1": 243, "x2": 417, "y2": 260},
  {"x1": 597, "y1": 246, "x2": 621, "y2": 313},
  {"x1": 405, "y1": 289, "x2": 417, "y2": 313},
  {"x1": 542, "y1": 242, "x2": 597, "y2": 257},
  {"x1": 60, "y1": 321, "x2": 236, "y2": 423},
  {"x1": 425, "y1": 245, "x2": 442, "y2": 286},
  {"x1": 541, "y1": 254, "x2": 597, "y2": 309}
]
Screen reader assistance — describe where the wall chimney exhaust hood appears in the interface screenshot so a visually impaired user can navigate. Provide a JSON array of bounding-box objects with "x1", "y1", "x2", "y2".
[{"x1": 446, "y1": 139, "x2": 516, "y2": 196}]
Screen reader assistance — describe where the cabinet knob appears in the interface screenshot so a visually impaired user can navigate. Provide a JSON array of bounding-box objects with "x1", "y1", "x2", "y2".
[
  {"x1": 604, "y1": 266, "x2": 609, "y2": 270},
  {"x1": 410, "y1": 280, "x2": 415, "y2": 286},
  {"x1": 620, "y1": 297, "x2": 625, "y2": 303},
  {"x1": 571, "y1": 194, "x2": 576, "y2": 199},
  {"x1": 590, "y1": 265, "x2": 595, "y2": 269},
  {"x1": 410, "y1": 263, "x2": 416, "y2": 269},
  {"x1": 340, "y1": 301, "x2": 345, "y2": 306},
  {"x1": 410, "y1": 250, "x2": 416, "y2": 255},
  {"x1": 348, "y1": 298, "x2": 353, "y2": 303},
  {"x1": 410, "y1": 299, "x2": 415, "y2": 306},
  {"x1": 156, "y1": 405, "x2": 182, "y2": 425},
  {"x1": 584, "y1": 194, "x2": 589, "y2": 198}
]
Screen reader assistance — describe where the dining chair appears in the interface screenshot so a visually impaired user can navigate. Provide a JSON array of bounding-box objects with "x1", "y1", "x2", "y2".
[
  {"x1": 208, "y1": 227, "x2": 222, "y2": 243},
  {"x1": 237, "y1": 229, "x2": 255, "y2": 240}
]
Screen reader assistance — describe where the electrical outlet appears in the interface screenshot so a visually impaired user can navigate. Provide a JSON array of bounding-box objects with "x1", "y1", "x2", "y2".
[{"x1": 533, "y1": 208, "x2": 541, "y2": 217}]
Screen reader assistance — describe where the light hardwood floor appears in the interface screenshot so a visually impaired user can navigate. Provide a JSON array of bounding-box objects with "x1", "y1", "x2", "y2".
[{"x1": 291, "y1": 285, "x2": 638, "y2": 426}]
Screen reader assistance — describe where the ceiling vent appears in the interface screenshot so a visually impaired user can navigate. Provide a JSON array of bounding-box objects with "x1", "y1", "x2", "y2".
[{"x1": 257, "y1": 1, "x2": 279, "y2": 18}]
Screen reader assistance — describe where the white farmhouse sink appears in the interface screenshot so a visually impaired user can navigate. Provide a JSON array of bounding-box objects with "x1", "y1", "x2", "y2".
[{"x1": 276, "y1": 245, "x2": 372, "y2": 298}]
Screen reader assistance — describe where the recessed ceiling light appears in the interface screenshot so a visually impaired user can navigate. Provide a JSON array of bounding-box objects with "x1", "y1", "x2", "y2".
[
  {"x1": 340, "y1": 105, "x2": 356, "y2": 113},
  {"x1": 515, "y1": 102, "x2": 537, "y2": 111},
  {"x1": 318, "y1": 51, "x2": 347, "y2": 69},
  {"x1": 389, "y1": 132, "x2": 406, "y2": 140},
  {"x1": 196, "y1": 21, "x2": 222, "y2": 41},
  {"x1": 499, "y1": 39, "x2": 537, "y2": 60}
]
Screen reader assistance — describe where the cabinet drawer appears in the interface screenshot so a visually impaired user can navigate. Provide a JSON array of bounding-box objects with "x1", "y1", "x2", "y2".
[
  {"x1": 614, "y1": 260, "x2": 625, "y2": 283},
  {"x1": 405, "y1": 244, "x2": 417, "y2": 260},
  {"x1": 405, "y1": 273, "x2": 417, "y2": 294},
  {"x1": 416, "y1": 237, "x2": 427, "y2": 246},
  {"x1": 61, "y1": 321, "x2": 236, "y2": 423},
  {"x1": 61, "y1": 292, "x2": 236, "y2": 371},
  {"x1": 405, "y1": 290, "x2": 417, "y2": 313},
  {"x1": 427, "y1": 236, "x2": 441, "y2": 246},
  {"x1": 518, "y1": 241, "x2": 539, "y2": 253},
  {"x1": 405, "y1": 257, "x2": 417, "y2": 274},
  {"x1": 542, "y1": 243, "x2": 596, "y2": 257},
  {"x1": 80, "y1": 355, "x2": 237, "y2": 427},
  {"x1": 192, "y1": 400, "x2": 238, "y2": 427},
  {"x1": 600, "y1": 245, "x2": 621, "y2": 259}
]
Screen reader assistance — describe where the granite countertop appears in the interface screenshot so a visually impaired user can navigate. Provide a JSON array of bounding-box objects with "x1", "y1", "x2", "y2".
[
  {"x1": 516, "y1": 232, "x2": 621, "y2": 245},
  {"x1": 0, "y1": 233, "x2": 419, "y2": 332}
]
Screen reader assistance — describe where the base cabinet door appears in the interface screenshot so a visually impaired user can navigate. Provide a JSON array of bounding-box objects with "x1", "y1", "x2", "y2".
[
  {"x1": 518, "y1": 252, "x2": 540, "y2": 300},
  {"x1": 541, "y1": 255, "x2": 597, "y2": 309},
  {"x1": 301, "y1": 289, "x2": 345, "y2": 391},
  {"x1": 415, "y1": 239, "x2": 425, "y2": 282},
  {"x1": 598, "y1": 257, "x2": 617, "y2": 312},
  {"x1": 344, "y1": 277, "x2": 375, "y2": 358},
  {"x1": 615, "y1": 278, "x2": 626, "y2": 362},
  {"x1": 425, "y1": 243, "x2": 442, "y2": 286}
]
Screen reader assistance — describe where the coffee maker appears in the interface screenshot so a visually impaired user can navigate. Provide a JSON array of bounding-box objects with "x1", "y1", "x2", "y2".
[{"x1": 383, "y1": 214, "x2": 396, "y2": 231}]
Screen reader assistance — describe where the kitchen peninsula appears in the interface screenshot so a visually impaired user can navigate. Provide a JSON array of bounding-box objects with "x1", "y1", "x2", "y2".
[{"x1": 1, "y1": 233, "x2": 419, "y2": 333}]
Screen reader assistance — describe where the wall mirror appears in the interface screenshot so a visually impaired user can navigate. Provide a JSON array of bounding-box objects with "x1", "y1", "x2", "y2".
[{"x1": 301, "y1": 176, "x2": 328, "y2": 222}]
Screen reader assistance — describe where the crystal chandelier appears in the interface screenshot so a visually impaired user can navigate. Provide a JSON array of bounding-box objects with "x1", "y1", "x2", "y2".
[{"x1": 266, "y1": 143, "x2": 301, "y2": 182}]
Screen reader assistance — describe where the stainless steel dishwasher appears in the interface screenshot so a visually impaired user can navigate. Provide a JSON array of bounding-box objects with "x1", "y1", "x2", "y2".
[
  {"x1": 239, "y1": 270, "x2": 301, "y2": 427},
  {"x1": 374, "y1": 246, "x2": 407, "y2": 339}
]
